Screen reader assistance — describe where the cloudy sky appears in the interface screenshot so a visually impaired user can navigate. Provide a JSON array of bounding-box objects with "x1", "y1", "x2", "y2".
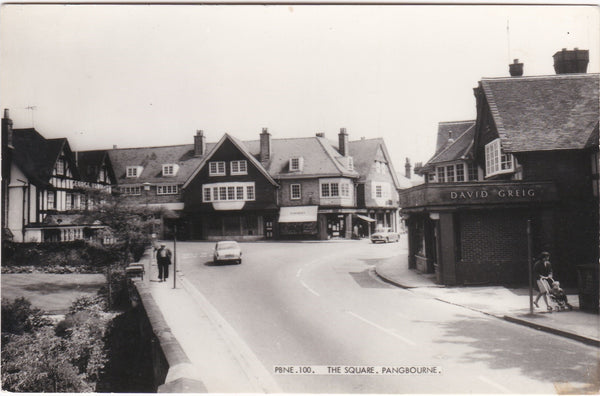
[{"x1": 1, "y1": 4, "x2": 598, "y2": 170}]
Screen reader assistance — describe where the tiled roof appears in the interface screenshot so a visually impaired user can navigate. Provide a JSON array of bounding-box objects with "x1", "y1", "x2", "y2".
[
  {"x1": 434, "y1": 121, "x2": 476, "y2": 155},
  {"x1": 245, "y1": 136, "x2": 359, "y2": 179},
  {"x1": 348, "y1": 138, "x2": 401, "y2": 188},
  {"x1": 108, "y1": 143, "x2": 215, "y2": 185},
  {"x1": 481, "y1": 73, "x2": 599, "y2": 152},
  {"x1": 12, "y1": 129, "x2": 75, "y2": 186},
  {"x1": 396, "y1": 172, "x2": 424, "y2": 189},
  {"x1": 76, "y1": 150, "x2": 117, "y2": 184},
  {"x1": 426, "y1": 121, "x2": 476, "y2": 165}
]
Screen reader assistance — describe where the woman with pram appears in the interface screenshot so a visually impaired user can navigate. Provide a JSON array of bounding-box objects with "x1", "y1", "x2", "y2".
[
  {"x1": 533, "y1": 251, "x2": 553, "y2": 311},
  {"x1": 549, "y1": 280, "x2": 573, "y2": 311}
]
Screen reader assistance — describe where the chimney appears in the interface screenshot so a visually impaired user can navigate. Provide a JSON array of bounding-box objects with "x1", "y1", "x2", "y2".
[
  {"x1": 509, "y1": 59, "x2": 523, "y2": 77},
  {"x1": 405, "y1": 158, "x2": 412, "y2": 179},
  {"x1": 338, "y1": 127, "x2": 349, "y2": 156},
  {"x1": 553, "y1": 48, "x2": 589, "y2": 74},
  {"x1": 194, "y1": 130, "x2": 206, "y2": 157},
  {"x1": 260, "y1": 127, "x2": 271, "y2": 165},
  {"x1": 2, "y1": 108, "x2": 13, "y2": 150},
  {"x1": 316, "y1": 132, "x2": 325, "y2": 138},
  {"x1": 113, "y1": 145, "x2": 117, "y2": 149}
]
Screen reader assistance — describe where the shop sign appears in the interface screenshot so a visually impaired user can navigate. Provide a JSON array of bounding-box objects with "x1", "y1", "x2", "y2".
[{"x1": 449, "y1": 188, "x2": 536, "y2": 200}]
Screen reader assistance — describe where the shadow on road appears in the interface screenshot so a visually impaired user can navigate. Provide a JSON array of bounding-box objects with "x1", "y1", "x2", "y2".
[{"x1": 433, "y1": 314, "x2": 600, "y2": 393}]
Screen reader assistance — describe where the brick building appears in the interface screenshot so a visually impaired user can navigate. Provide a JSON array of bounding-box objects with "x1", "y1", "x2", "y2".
[{"x1": 400, "y1": 49, "x2": 599, "y2": 286}]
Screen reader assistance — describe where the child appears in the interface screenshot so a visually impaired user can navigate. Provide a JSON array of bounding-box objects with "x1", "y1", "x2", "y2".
[{"x1": 549, "y1": 281, "x2": 573, "y2": 310}]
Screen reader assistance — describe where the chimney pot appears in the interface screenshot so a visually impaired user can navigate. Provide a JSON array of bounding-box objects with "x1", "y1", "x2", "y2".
[
  {"x1": 553, "y1": 48, "x2": 589, "y2": 74},
  {"x1": 260, "y1": 127, "x2": 271, "y2": 165},
  {"x1": 405, "y1": 158, "x2": 412, "y2": 179},
  {"x1": 194, "y1": 130, "x2": 206, "y2": 156},
  {"x1": 316, "y1": 132, "x2": 325, "y2": 138},
  {"x1": 4, "y1": 109, "x2": 9, "y2": 118},
  {"x1": 338, "y1": 128, "x2": 349, "y2": 156},
  {"x1": 509, "y1": 59, "x2": 524, "y2": 77}
]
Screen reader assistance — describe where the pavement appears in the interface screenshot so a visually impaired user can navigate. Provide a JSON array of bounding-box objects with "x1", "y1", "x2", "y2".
[{"x1": 134, "y1": 243, "x2": 600, "y2": 392}]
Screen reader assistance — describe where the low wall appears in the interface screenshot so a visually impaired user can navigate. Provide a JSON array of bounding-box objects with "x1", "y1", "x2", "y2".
[{"x1": 132, "y1": 250, "x2": 207, "y2": 393}]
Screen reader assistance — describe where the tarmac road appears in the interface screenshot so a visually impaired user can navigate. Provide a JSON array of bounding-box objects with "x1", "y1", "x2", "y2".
[{"x1": 174, "y1": 238, "x2": 599, "y2": 394}]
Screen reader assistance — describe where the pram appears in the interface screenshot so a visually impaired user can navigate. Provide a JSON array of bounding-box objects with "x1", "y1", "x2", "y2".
[{"x1": 546, "y1": 277, "x2": 573, "y2": 311}]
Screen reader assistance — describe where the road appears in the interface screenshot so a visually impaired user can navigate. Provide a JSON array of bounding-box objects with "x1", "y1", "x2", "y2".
[{"x1": 172, "y1": 237, "x2": 598, "y2": 394}]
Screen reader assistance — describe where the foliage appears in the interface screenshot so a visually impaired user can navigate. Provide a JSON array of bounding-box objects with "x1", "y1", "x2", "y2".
[
  {"x1": 1, "y1": 297, "x2": 51, "y2": 336},
  {"x1": 79, "y1": 189, "x2": 162, "y2": 265},
  {"x1": 2, "y1": 296, "x2": 114, "y2": 392}
]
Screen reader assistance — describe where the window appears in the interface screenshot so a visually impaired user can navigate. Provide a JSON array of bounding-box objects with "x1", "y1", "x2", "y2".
[
  {"x1": 227, "y1": 186, "x2": 235, "y2": 200},
  {"x1": 437, "y1": 167, "x2": 446, "y2": 183},
  {"x1": 231, "y1": 160, "x2": 248, "y2": 175},
  {"x1": 456, "y1": 164, "x2": 465, "y2": 182},
  {"x1": 376, "y1": 185, "x2": 383, "y2": 198},
  {"x1": 291, "y1": 184, "x2": 301, "y2": 200},
  {"x1": 209, "y1": 161, "x2": 226, "y2": 176},
  {"x1": 236, "y1": 186, "x2": 244, "y2": 200},
  {"x1": 47, "y1": 191, "x2": 55, "y2": 209},
  {"x1": 55, "y1": 159, "x2": 65, "y2": 175},
  {"x1": 126, "y1": 166, "x2": 140, "y2": 178},
  {"x1": 321, "y1": 183, "x2": 330, "y2": 197},
  {"x1": 321, "y1": 182, "x2": 344, "y2": 198},
  {"x1": 446, "y1": 165, "x2": 455, "y2": 182},
  {"x1": 122, "y1": 186, "x2": 141, "y2": 195},
  {"x1": 331, "y1": 183, "x2": 339, "y2": 197},
  {"x1": 219, "y1": 186, "x2": 227, "y2": 200},
  {"x1": 246, "y1": 185, "x2": 255, "y2": 200},
  {"x1": 213, "y1": 187, "x2": 219, "y2": 200},
  {"x1": 485, "y1": 138, "x2": 514, "y2": 177},
  {"x1": 341, "y1": 183, "x2": 350, "y2": 197},
  {"x1": 428, "y1": 173, "x2": 436, "y2": 183},
  {"x1": 162, "y1": 164, "x2": 178, "y2": 176},
  {"x1": 203, "y1": 187, "x2": 211, "y2": 202},
  {"x1": 157, "y1": 185, "x2": 178, "y2": 195},
  {"x1": 467, "y1": 163, "x2": 478, "y2": 181},
  {"x1": 66, "y1": 193, "x2": 72, "y2": 210},
  {"x1": 289, "y1": 157, "x2": 304, "y2": 172}
]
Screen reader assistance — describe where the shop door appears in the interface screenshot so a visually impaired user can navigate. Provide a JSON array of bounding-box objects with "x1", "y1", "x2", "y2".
[{"x1": 264, "y1": 217, "x2": 274, "y2": 239}]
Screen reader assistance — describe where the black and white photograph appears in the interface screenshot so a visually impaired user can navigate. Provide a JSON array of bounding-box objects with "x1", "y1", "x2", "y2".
[{"x1": 1, "y1": 2, "x2": 599, "y2": 394}]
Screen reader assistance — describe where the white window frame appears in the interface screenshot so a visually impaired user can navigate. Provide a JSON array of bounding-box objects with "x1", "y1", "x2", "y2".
[
  {"x1": 290, "y1": 184, "x2": 301, "y2": 200},
  {"x1": 162, "y1": 164, "x2": 178, "y2": 176},
  {"x1": 203, "y1": 182, "x2": 256, "y2": 202},
  {"x1": 122, "y1": 186, "x2": 141, "y2": 195},
  {"x1": 341, "y1": 182, "x2": 350, "y2": 197},
  {"x1": 289, "y1": 157, "x2": 304, "y2": 172},
  {"x1": 55, "y1": 159, "x2": 65, "y2": 175},
  {"x1": 436, "y1": 167, "x2": 446, "y2": 183},
  {"x1": 375, "y1": 185, "x2": 383, "y2": 198},
  {"x1": 230, "y1": 160, "x2": 248, "y2": 175},
  {"x1": 126, "y1": 166, "x2": 141, "y2": 178},
  {"x1": 485, "y1": 138, "x2": 515, "y2": 178},
  {"x1": 157, "y1": 185, "x2": 178, "y2": 195},
  {"x1": 47, "y1": 191, "x2": 56, "y2": 209},
  {"x1": 209, "y1": 161, "x2": 226, "y2": 176},
  {"x1": 456, "y1": 164, "x2": 465, "y2": 182}
]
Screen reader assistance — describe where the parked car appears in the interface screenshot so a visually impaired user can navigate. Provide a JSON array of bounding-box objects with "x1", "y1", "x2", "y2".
[
  {"x1": 213, "y1": 241, "x2": 242, "y2": 264},
  {"x1": 370, "y1": 228, "x2": 400, "y2": 243}
]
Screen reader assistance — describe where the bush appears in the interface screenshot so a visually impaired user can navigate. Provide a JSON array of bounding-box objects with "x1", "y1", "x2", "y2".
[{"x1": 1, "y1": 297, "x2": 51, "y2": 336}]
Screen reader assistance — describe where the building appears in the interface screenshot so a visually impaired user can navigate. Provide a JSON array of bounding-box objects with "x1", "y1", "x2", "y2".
[
  {"x1": 400, "y1": 49, "x2": 599, "y2": 286},
  {"x1": 107, "y1": 131, "x2": 212, "y2": 239},
  {"x1": 1, "y1": 110, "x2": 115, "y2": 242}
]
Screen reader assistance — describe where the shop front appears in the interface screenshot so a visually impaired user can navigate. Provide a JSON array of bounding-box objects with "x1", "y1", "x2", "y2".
[
  {"x1": 400, "y1": 181, "x2": 559, "y2": 286},
  {"x1": 278, "y1": 205, "x2": 319, "y2": 239}
]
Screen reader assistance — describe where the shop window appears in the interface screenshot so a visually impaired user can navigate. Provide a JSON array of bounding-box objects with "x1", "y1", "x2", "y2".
[
  {"x1": 291, "y1": 184, "x2": 301, "y2": 200},
  {"x1": 485, "y1": 138, "x2": 515, "y2": 178},
  {"x1": 231, "y1": 160, "x2": 248, "y2": 175},
  {"x1": 209, "y1": 161, "x2": 226, "y2": 176}
]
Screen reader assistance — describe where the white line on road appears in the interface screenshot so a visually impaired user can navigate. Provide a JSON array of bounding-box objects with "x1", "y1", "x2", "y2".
[
  {"x1": 300, "y1": 280, "x2": 320, "y2": 296},
  {"x1": 478, "y1": 375, "x2": 512, "y2": 393},
  {"x1": 347, "y1": 311, "x2": 416, "y2": 346},
  {"x1": 296, "y1": 268, "x2": 302, "y2": 278}
]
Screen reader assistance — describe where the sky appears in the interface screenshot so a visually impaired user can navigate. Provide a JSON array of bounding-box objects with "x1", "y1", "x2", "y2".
[{"x1": 1, "y1": 4, "x2": 599, "y2": 172}]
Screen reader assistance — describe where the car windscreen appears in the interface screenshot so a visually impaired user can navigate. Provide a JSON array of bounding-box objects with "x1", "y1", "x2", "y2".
[{"x1": 218, "y1": 242, "x2": 238, "y2": 250}]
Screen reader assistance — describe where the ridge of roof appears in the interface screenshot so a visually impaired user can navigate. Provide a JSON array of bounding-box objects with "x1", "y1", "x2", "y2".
[
  {"x1": 480, "y1": 73, "x2": 599, "y2": 82},
  {"x1": 110, "y1": 143, "x2": 193, "y2": 151}
]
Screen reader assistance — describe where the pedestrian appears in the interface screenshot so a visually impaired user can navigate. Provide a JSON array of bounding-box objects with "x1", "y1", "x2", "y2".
[
  {"x1": 156, "y1": 243, "x2": 172, "y2": 282},
  {"x1": 533, "y1": 251, "x2": 553, "y2": 311}
]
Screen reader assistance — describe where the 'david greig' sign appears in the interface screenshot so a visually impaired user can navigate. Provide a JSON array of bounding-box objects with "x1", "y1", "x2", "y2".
[{"x1": 448, "y1": 185, "x2": 546, "y2": 204}]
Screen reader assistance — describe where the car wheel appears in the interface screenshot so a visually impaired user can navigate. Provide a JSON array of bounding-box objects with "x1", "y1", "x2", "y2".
[
  {"x1": 237, "y1": 259, "x2": 242, "y2": 264},
  {"x1": 386, "y1": 237, "x2": 389, "y2": 243}
]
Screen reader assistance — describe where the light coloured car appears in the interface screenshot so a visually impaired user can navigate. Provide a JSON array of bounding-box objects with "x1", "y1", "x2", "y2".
[
  {"x1": 370, "y1": 228, "x2": 400, "y2": 243},
  {"x1": 213, "y1": 241, "x2": 242, "y2": 264}
]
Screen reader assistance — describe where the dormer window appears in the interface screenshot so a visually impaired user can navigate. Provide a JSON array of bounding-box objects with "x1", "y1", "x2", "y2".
[
  {"x1": 126, "y1": 166, "x2": 143, "y2": 178},
  {"x1": 347, "y1": 157, "x2": 354, "y2": 171},
  {"x1": 290, "y1": 157, "x2": 304, "y2": 172},
  {"x1": 162, "y1": 164, "x2": 179, "y2": 176},
  {"x1": 209, "y1": 161, "x2": 226, "y2": 176},
  {"x1": 230, "y1": 160, "x2": 248, "y2": 175},
  {"x1": 485, "y1": 138, "x2": 515, "y2": 178},
  {"x1": 55, "y1": 159, "x2": 65, "y2": 175}
]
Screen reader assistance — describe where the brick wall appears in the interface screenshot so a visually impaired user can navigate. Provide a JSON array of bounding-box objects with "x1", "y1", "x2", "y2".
[{"x1": 458, "y1": 209, "x2": 529, "y2": 284}]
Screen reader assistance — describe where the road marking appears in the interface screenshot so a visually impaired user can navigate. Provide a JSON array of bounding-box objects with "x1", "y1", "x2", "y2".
[
  {"x1": 478, "y1": 375, "x2": 512, "y2": 393},
  {"x1": 296, "y1": 268, "x2": 302, "y2": 278},
  {"x1": 347, "y1": 311, "x2": 416, "y2": 346},
  {"x1": 300, "y1": 280, "x2": 320, "y2": 296}
]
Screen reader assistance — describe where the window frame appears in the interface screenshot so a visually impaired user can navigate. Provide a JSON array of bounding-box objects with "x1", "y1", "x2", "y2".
[
  {"x1": 290, "y1": 184, "x2": 302, "y2": 200},
  {"x1": 157, "y1": 185, "x2": 179, "y2": 195},
  {"x1": 485, "y1": 138, "x2": 515, "y2": 178},
  {"x1": 126, "y1": 166, "x2": 139, "y2": 178},
  {"x1": 162, "y1": 164, "x2": 177, "y2": 176},
  {"x1": 230, "y1": 160, "x2": 248, "y2": 175},
  {"x1": 209, "y1": 161, "x2": 227, "y2": 176}
]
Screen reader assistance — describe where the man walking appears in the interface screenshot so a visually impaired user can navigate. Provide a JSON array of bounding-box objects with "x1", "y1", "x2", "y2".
[{"x1": 156, "y1": 243, "x2": 172, "y2": 282}]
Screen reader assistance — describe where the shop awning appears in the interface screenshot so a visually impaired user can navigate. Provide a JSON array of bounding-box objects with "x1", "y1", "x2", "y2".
[
  {"x1": 278, "y1": 206, "x2": 318, "y2": 223},
  {"x1": 356, "y1": 214, "x2": 376, "y2": 222}
]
